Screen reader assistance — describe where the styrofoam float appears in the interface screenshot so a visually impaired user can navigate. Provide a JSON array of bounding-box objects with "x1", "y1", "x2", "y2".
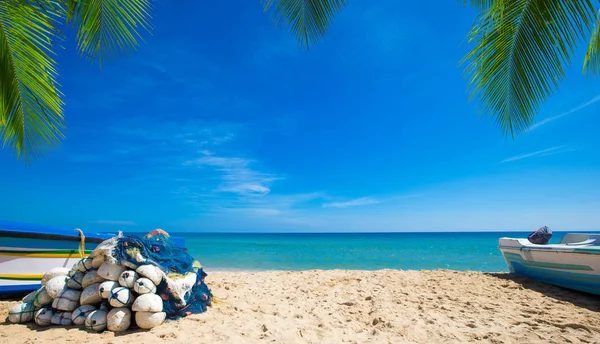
[
  {"x1": 80, "y1": 283, "x2": 102, "y2": 305},
  {"x1": 98, "y1": 280, "x2": 120, "y2": 299},
  {"x1": 41, "y1": 267, "x2": 70, "y2": 286},
  {"x1": 52, "y1": 288, "x2": 81, "y2": 311},
  {"x1": 8, "y1": 302, "x2": 35, "y2": 323},
  {"x1": 45, "y1": 276, "x2": 69, "y2": 299},
  {"x1": 132, "y1": 294, "x2": 163, "y2": 312},
  {"x1": 34, "y1": 308, "x2": 54, "y2": 327},
  {"x1": 72, "y1": 305, "x2": 96, "y2": 325},
  {"x1": 98, "y1": 262, "x2": 125, "y2": 281},
  {"x1": 81, "y1": 269, "x2": 105, "y2": 288},
  {"x1": 134, "y1": 277, "x2": 156, "y2": 294},
  {"x1": 85, "y1": 309, "x2": 108, "y2": 332},
  {"x1": 107, "y1": 307, "x2": 131, "y2": 332},
  {"x1": 135, "y1": 311, "x2": 166, "y2": 329},
  {"x1": 108, "y1": 287, "x2": 134, "y2": 308},
  {"x1": 118, "y1": 271, "x2": 138, "y2": 289}
]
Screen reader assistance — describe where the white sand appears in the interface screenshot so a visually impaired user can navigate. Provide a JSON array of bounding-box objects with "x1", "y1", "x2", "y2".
[{"x1": 2, "y1": 269, "x2": 600, "y2": 343}]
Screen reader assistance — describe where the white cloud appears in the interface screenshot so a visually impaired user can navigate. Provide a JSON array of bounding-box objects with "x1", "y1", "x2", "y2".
[
  {"x1": 94, "y1": 220, "x2": 137, "y2": 226},
  {"x1": 323, "y1": 197, "x2": 379, "y2": 208},
  {"x1": 528, "y1": 94, "x2": 600, "y2": 131},
  {"x1": 184, "y1": 155, "x2": 278, "y2": 196},
  {"x1": 499, "y1": 146, "x2": 569, "y2": 163}
]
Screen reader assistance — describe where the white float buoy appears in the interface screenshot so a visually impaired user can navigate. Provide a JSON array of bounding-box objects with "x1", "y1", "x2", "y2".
[
  {"x1": 109, "y1": 287, "x2": 135, "y2": 308},
  {"x1": 98, "y1": 280, "x2": 120, "y2": 299},
  {"x1": 75, "y1": 257, "x2": 94, "y2": 272},
  {"x1": 7, "y1": 302, "x2": 35, "y2": 323},
  {"x1": 22, "y1": 290, "x2": 36, "y2": 304},
  {"x1": 107, "y1": 307, "x2": 132, "y2": 332},
  {"x1": 136, "y1": 265, "x2": 164, "y2": 285},
  {"x1": 121, "y1": 260, "x2": 139, "y2": 270},
  {"x1": 131, "y1": 293, "x2": 163, "y2": 312},
  {"x1": 92, "y1": 255, "x2": 105, "y2": 269},
  {"x1": 52, "y1": 288, "x2": 81, "y2": 311},
  {"x1": 41, "y1": 267, "x2": 70, "y2": 286},
  {"x1": 133, "y1": 277, "x2": 157, "y2": 295},
  {"x1": 80, "y1": 283, "x2": 102, "y2": 305},
  {"x1": 81, "y1": 269, "x2": 105, "y2": 288},
  {"x1": 85, "y1": 309, "x2": 107, "y2": 332},
  {"x1": 118, "y1": 270, "x2": 139, "y2": 289},
  {"x1": 51, "y1": 311, "x2": 73, "y2": 326},
  {"x1": 45, "y1": 275, "x2": 69, "y2": 299},
  {"x1": 98, "y1": 261, "x2": 125, "y2": 281},
  {"x1": 67, "y1": 271, "x2": 85, "y2": 290},
  {"x1": 72, "y1": 305, "x2": 96, "y2": 325},
  {"x1": 34, "y1": 308, "x2": 53, "y2": 327},
  {"x1": 28, "y1": 287, "x2": 52, "y2": 308},
  {"x1": 135, "y1": 311, "x2": 166, "y2": 329}
]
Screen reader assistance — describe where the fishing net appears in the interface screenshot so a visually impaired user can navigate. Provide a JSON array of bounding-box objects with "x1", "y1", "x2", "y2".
[{"x1": 99, "y1": 232, "x2": 212, "y2": 320}]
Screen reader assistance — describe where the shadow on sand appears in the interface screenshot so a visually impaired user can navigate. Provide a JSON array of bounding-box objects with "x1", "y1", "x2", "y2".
[{"x1": 486, "y1": 272, "x2": 600, "y2": 312}]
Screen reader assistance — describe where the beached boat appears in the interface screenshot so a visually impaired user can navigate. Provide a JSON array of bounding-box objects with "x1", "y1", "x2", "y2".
[
  {"x1": 498, "y1": 233, "x2": 600, "y2": 295},
  {"x1": 0, "y1": 221, "x2": 186, "y2": 294}
]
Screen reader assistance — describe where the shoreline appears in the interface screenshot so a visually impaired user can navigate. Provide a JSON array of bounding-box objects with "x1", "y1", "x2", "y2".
[{"x1": 2, "y1": 269, "x2": 600, "y2": 343}]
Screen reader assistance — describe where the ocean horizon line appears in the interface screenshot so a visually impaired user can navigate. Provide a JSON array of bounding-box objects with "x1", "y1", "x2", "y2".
[{"x1": 117, "y1": 229, "x2": 600, "y2": 234}]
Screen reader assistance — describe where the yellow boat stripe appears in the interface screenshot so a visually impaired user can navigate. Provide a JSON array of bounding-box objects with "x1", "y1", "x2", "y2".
[
  {"x1": 0, "y1": 250, "x2": 91, "y2": 258},
  {"x1": 0, "y1": 273, "x2": 44, "y2": 281}
]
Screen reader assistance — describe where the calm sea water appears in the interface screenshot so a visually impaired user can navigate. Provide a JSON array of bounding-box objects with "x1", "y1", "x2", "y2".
[{"x1": 173, "y1": 231, "x2": 582, "y2": 273}]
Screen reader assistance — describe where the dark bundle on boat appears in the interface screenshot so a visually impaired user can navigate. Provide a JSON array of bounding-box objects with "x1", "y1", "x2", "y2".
[{"x1": 527, "y1": 225, "x2": 552, "y2": 245}]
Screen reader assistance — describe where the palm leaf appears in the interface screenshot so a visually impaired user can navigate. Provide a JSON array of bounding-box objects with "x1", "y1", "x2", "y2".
[
  {"x1": 459, "y1": 0, "x2": 495, "y2": 9},
  {"x1": 583, "y1": 11, "x2": 600, "y2": 75},
  {"x1": 0, "y1": 1, "x2": 64, "y2": 161},
  {"x1": 461, "y1": 0, "x2": 596, "y2": 136},
  {"x1": 65, "y1": 0, "x2": 152, "y2": 65},
  {"x1": 262, "y1": 0, "x2": 346, "y2": 49}
]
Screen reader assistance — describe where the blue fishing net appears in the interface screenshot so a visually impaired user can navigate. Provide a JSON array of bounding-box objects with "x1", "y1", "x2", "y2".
[
  {"x1": 163, "y1": 269, "x2": 212, "y2": 319},
  {"x1": 114, "y1": 234, "x2": 195, "y2": 274},
  {"x1": 112, "y1": 234, "x2": 212, "y2": 319}
]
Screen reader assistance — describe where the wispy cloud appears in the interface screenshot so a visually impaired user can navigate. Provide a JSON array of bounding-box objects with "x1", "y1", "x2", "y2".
[
  {"x1": 500, "y1": 145, "x2": 570, "y2": 163},
  {"x1": 94, "y1": 220, "x2": 137, "y2": 226},
  {"x1": 184, "y1": 154, "x2": 279, "y2": 196},
  {"x1": 323, "y1": 197, "x2": 379, "y2": 208},
  {"x1": 528, "y1": 94, "x2": 600, "y2": 131}
]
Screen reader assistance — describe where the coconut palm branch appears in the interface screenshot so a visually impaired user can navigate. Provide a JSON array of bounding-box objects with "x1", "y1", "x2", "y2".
[
  {"x1": 1, "y1": 0, "x2": 346, "y2": 161},
  {"x1": 65, "y1": 0, "x2": 152, "y2": 66},
  {"x1": 0, "y1": 1, "x2": 64, "y2": 161},
  {"x1": 0, "y1": 0, "x2": 152, "y2": 161},
  {"x1": 584, "y1": 10, "x2": 600, "y2": 75},
  {"x1": 461, "y1": 0, "x2": 598, "y2": 136},
  {"x1": 262, "y1": 0, "x2": 347, "y2": 49}
]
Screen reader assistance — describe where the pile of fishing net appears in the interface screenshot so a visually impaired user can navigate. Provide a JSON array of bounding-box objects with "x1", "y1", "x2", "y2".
[{"x1": 6, "y1": 230, "x2": 212, "y2": 332}]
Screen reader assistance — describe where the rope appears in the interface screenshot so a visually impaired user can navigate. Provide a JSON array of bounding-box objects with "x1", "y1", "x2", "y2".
[
  {"x1": 74, "y1": 228, "x2": 85, "y2": 258},
  {"x1": 110, "y1": 289, "x2": 131, "y2": 307}
]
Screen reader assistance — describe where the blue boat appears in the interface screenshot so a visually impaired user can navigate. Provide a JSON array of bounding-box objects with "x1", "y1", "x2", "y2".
[
  {"x1": 0, "y1": 221, "x2": 185, "y2": 294},
  {"x1": 499, "y1": 233, "x2": 600, "y2": 295}
]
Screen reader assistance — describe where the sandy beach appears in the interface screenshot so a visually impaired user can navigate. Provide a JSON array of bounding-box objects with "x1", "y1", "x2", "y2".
[{"x1": 1, "y1": 269, "x2": 599, "y2": 344}]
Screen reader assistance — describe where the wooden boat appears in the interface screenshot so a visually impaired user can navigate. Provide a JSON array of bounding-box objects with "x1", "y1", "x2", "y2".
[
  {"x1": 0, "y1": 221, "x2": 186, "y2": 294},
  {"x1": 498, "y1": 233, "x2": 600, "y2": 295}
]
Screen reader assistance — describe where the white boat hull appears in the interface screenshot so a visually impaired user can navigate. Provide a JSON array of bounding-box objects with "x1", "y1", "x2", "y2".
[
  {"x1": 499, "y1": 234, "x2": 600, "y2": 295},
  {"x1": 0, "y1": 221, "x2": 112, "y2": 294}
]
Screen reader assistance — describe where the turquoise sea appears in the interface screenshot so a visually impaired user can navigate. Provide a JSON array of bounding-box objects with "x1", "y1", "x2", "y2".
[{"x1": 175, "y1": 231, "x2": 584, "y2": 273}]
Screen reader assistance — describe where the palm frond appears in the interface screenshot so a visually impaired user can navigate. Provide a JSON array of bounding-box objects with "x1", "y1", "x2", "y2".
[
  {"x1": 583, "y1": 11, "x2": 600, "y2": 75},
  {"x1": 65, "y1": 0, "x2": 152, "y2": 65},
  {"x1": 0, "y1": 1, "x2": 64, "y2": 161},
  {"x1": 262, "y1": 0, "x2": 346, "y2": 50},
  {"x1": 461, "y1": 0, "x2": 596, "y2": 136},
  {"x1": 459, "y1": 0, "x2": 495, "y2": 9}
]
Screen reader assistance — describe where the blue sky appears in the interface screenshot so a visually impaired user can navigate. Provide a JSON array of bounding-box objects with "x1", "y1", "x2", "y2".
[{"x1": 1, "y1": 1, "x2": 600, "y2": 232}]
